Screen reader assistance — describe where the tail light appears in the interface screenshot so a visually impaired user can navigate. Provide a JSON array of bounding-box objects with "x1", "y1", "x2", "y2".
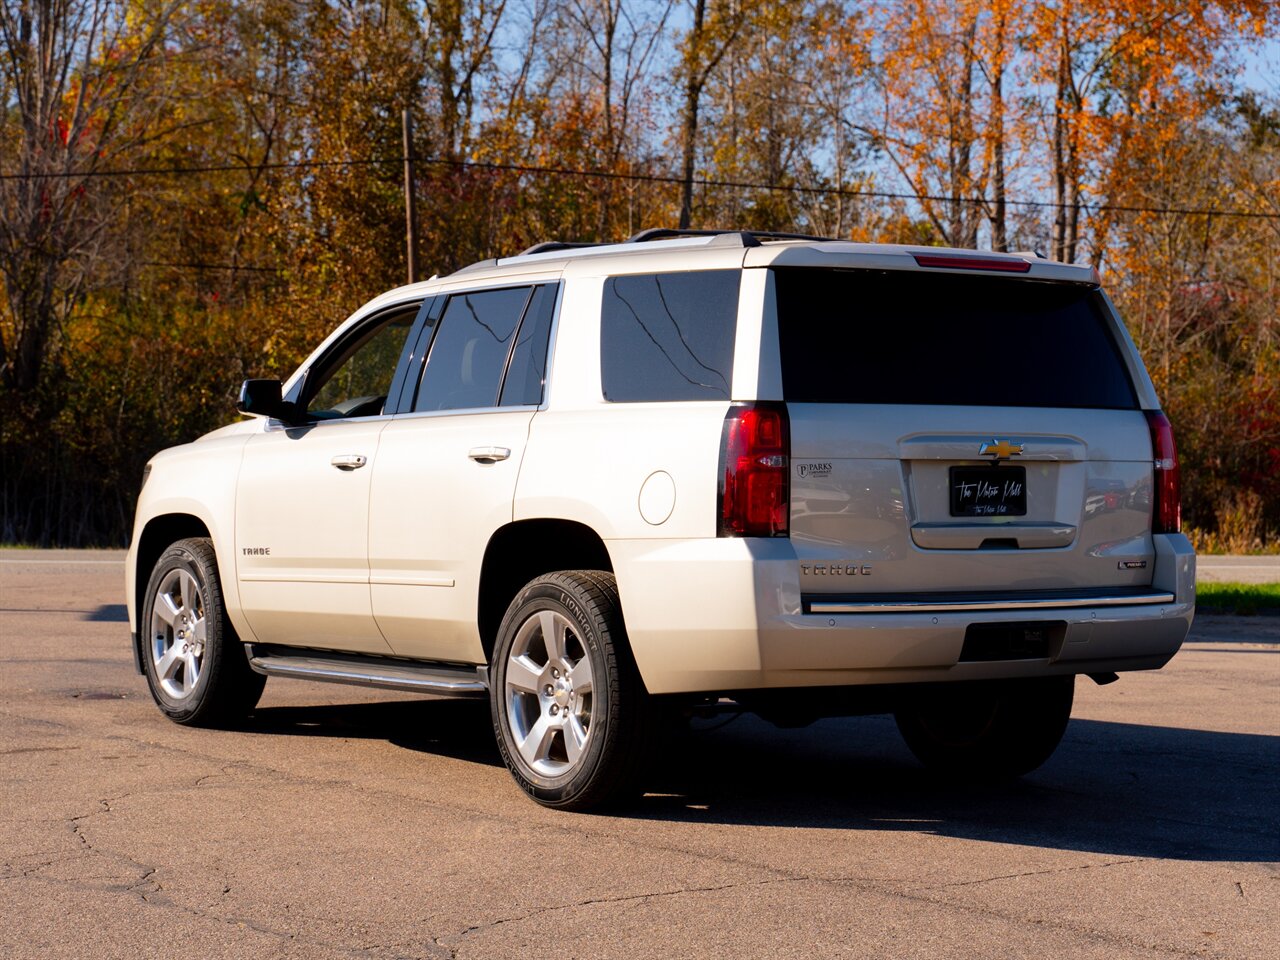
[
  {"x1": 1145, "y1": 410, "x2": 1181, "y2": 534},
  {"x1": 912, "y1": 253, "x2": 1031, "y2": 273},
  {"x1": 718, "y1": 402, "x2": 790, "y2": 537}
]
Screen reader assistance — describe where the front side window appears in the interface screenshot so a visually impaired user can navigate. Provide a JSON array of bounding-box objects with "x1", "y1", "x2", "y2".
[
  {"x1": 414, "y1": 286, "x2": 533, "y2": 412},
  {"x1": 306, "y1": 307, "x2": 417, "y2": 420},
  {"x1": 600, "y1": 270, "x2": 740, "y2": 402}
]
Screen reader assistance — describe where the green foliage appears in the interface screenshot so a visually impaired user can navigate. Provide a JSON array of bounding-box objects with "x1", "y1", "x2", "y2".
[{"x1": 1196, "y1": 582, "x2": 1280, "y2": 615}]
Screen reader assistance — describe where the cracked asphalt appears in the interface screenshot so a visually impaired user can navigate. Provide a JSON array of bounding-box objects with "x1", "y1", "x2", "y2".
[{"x1": 1, "y1": 550, "x2": 1277, "y2": 959}]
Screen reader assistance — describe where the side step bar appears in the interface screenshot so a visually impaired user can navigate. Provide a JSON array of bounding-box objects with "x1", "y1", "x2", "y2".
[{"x1": 246, "y1": 646, "x2": 488, "y2": 698}]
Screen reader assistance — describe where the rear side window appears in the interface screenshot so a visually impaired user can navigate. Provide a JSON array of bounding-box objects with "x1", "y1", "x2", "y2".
[
  {"x1": 415, "y1": 286, "x2": 532, "y2": 412},
  {"x1": 601, "y1": 270, "x2": 740, "y2": 402},
  {"x1": 774, "y1": 269, "x2": 1137, "y2": 409}
]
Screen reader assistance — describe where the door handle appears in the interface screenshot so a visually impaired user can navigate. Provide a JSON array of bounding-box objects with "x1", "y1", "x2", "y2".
[
  {"x1": 330, "y1": 454, "x2": 368, "y2": 471},
  {"x1": 468, "y1": 446, "x2": 511, "y2": 463}
]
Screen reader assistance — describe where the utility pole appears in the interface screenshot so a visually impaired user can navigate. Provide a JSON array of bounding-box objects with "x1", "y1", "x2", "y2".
[{"x1": 402, "y1": 109, "x2": 418, "y2": 284}]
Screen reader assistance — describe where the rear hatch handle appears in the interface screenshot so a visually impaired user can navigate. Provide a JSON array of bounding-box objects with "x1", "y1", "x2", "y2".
[{"x1": 911, "y1": 522, "x2": 1077, "y2": 550}]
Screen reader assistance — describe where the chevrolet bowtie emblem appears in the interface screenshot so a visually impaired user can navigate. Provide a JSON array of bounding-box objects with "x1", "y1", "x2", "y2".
[{"x1": 979, "y1": 439, "x2": 1024, "y2": 459}]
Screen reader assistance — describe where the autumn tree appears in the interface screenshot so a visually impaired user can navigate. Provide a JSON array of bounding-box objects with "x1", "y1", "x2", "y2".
[
  {"x1": 675, "y1": 0, "x2": 744, "y2": 228},
  {"x1": 0, "y1": 0, "x2": 182, "y2": 403},
  {"x1": 864, "y1": 0, "x2": 1026, "y2": 250},
  {"x1": 2, "y1": 0, "x2": 1277, "y2": 545},
  {"x1": 1025, "y1": 0, "x2": 1276, "y2": 263},
  {"x1": 555, "y1": 0, "x2": 673, "y2": 237},
  {"x1": 691, "y1": 2, "x2": 840, "y2": 231}
]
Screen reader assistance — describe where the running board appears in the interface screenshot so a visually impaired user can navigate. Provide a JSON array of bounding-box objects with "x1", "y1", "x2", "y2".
[{"x1": 246, "y1": 646, "x2": 488, "y2": 697}]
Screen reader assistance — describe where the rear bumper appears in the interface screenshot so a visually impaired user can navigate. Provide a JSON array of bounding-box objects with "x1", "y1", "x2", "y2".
[{"x1": 609, "y1": 533, "x2": 1195, "y2": 695}]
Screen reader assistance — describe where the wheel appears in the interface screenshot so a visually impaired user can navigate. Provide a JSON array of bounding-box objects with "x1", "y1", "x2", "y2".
[
  {"x1": 141, "y1": 537, "x2": 265, "y2": 726},
  {"x1": 490, "y1": 571, "x2": 651, "y2": 810},
  {"x1": 894, "y1": 676, "x2": 1074, "y2": 779}
]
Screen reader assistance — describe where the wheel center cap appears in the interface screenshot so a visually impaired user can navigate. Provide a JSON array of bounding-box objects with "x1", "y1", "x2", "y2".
[{"x1": 553, "y1": 680, "x2": 571, "y2": 707}]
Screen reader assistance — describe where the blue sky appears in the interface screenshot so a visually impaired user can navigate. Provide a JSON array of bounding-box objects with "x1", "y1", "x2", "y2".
[{"x1": 1239, "y1": 35, "x2": 1277, "y2": 94}]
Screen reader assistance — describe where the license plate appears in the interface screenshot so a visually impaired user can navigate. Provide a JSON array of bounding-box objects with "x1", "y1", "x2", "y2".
[{"x1": 949, "y1": 466, "x2": 1027, "y2": 517}]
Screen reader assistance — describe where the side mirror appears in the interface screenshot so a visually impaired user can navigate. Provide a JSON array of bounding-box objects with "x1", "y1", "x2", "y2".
[{"x1": 237, "y1": 379, "x2": 298, "y2": 423}]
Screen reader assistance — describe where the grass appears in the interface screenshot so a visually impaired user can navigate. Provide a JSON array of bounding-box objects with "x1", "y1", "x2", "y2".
[
  {"x1": 1196, "y1": 581, "x2": 1280, "y2": 615},
  {"x1": 1185, "y1": 524, "x2": 1280, "y2": 555}
]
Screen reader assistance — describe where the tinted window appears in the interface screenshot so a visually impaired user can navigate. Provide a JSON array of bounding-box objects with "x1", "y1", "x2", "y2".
[
  {"x1": 601, "y1": 271, "x2": 739, "y2": 402},
  {"x1": 386, "y1": 296, "x2": 441, "y2": 414},
  {"x1": 500, "y1": 284, "x2": 557, "y2": 407},
  {"x1": 307, "y1": 307, "x2": 416, "y2": 419},
  {"x1": 774, "y1": 269, "x2": 1137, "y2": 409},
  {"x1": 415, "y1": 286, "x2": 532, "y2": 412}
]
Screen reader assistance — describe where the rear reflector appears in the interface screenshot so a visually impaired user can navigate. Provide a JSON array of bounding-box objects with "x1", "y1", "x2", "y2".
[
  {"x1": 912, "y1": 253, "x2": 1031, "y2": 273},
  {"x1": 1145, "y1": 410, "x2": 1181, "y2": 534},
  {"x1": 718, "y1": 402, "x2": 790, "y2": 537}
]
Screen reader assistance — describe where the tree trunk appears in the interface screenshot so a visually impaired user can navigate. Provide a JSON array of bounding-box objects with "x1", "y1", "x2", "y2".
[
  {"x1": 429, "y1": 0, "x2": 463, "y2": 159},
  {"x1": 987, "y1": 7, "x2": 1008, "y2": 252},
  {"x1": 597, "y1": 4, "x2": 618, "y2": 239},
  {"x1": 958, "y1": 18, "x2": 978, "y2": 248},
  {"x1": 678, "y1": 0, "x2": 709, "y2": 230},
  {"x1": 1051, "y1": 27, "x2": 1069, "y2": 262}
]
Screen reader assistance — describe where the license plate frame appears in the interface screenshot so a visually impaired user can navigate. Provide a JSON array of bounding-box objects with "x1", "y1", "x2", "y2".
[{"x1": 949, "y1": 466, "x2": 1027, "y2": 517}]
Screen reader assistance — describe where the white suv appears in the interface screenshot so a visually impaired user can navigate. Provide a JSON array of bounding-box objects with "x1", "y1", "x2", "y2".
[{"x1": 126, "y1": 229, "x2": 1195, "y2": 809}]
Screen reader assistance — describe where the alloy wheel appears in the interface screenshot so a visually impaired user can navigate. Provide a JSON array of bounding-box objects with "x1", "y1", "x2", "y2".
[
  {"x1": 150, "y1": 568, "x2": 206, "y2": 700},
  {"x1": 504, "y1": 609, "x2": 595, "y2": 777}
]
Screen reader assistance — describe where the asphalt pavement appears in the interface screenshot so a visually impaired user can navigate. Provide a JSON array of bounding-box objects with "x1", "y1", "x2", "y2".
[
  {"x1": 1, "y1": 550, "x2": 1277, "y2": 959},
  {"x1": 1196, "y1": 555, "x2": 1280, "y2": 584}
]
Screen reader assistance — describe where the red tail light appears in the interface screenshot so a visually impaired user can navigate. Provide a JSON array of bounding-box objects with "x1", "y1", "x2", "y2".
[
  {"x1": 718, "y1": 403, "x2": 790, "y2": 537},
  {"x1": 1145, "y1": 410, "x2": 1181, "y2": 534}
]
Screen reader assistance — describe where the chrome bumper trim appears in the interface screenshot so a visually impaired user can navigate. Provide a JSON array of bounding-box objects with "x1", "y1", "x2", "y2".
[{"x1": 808, "y1": 592, "x2": 1177, "y2": 615}]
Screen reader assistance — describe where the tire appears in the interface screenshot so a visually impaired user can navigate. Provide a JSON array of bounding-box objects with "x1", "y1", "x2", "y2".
[
  {"x1": 894, "y1": 676, "x2": 1074, "y2": 779},
  {"x1": 141, "y1": 537, "x2": 265, "y2": 726},
  {"x1": 490, "y1": 571, "x2": 651, "y2": 810}
]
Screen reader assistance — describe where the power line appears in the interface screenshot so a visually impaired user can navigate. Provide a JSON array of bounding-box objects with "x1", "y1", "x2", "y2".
[{"x1": 3, "y1": 152, "x2": 1277, "y2": 221}]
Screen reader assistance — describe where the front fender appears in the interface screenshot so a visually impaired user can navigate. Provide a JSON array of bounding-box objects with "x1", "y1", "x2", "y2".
[{"x1": 126, "y1": 432, "x2": 255, "y2": 645}]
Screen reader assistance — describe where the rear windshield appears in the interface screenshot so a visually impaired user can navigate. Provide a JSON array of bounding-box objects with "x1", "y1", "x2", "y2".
[{"x1": 774, "y1": 269, "x2": 1138, "y2": 409}]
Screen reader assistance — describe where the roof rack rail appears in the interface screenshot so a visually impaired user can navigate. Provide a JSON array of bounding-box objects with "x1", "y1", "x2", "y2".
[
  {"x1": 625, "y1": 228, "x2": 836, "y2": 246},
  {"x1": 519, "y1": 240, "x2": 606, "y2": 256},
  {"x1": 452, "y1": 228, "x2": 839, "y2": 276}
]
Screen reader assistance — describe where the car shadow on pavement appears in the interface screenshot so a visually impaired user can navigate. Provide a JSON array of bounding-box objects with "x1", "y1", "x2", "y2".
[
  {"x1": 242, "y1": 698, "x2": 1277, "y2": 862},
  {"x1": 634, "y1": 712, "x2": 1280, "y2": 863},
  {"x1": 245, "y1": 698, "x2": 504, "y2": 768}
]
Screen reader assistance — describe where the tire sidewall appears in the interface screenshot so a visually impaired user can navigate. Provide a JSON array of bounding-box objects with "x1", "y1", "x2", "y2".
[
  {"x1": 490, "y1": 579, "x2": 614, "y2": 803},
  {"x1": 142, "y1": 541, "x2": 223, "y2": 721}
]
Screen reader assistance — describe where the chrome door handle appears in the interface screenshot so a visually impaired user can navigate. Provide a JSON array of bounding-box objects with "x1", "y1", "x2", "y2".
[
  {"x1": 330, "y1": 454, "x2": 368, "y2": 471},
  {"x1": 468, "y1": 446, "x2": 511, "y2": 463}
]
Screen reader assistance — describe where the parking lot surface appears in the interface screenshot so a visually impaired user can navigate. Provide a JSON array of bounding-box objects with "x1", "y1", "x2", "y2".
[
  {"x1": 1196, "y1": 555, "x2": 1280, "y2": 585},
  {"x1": 1, "y1": 550, "x2": 1277, "y2": 959}
]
